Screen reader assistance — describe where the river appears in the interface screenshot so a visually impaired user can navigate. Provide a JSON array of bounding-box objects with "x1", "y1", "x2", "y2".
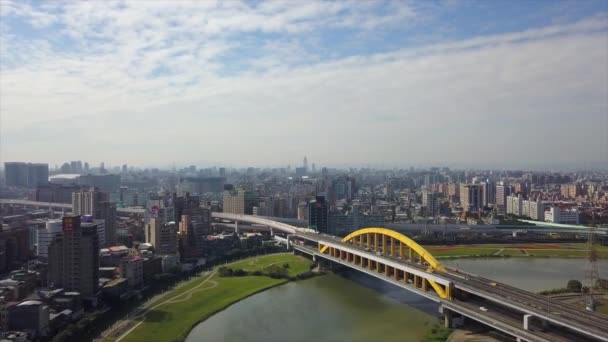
[{"x1": 186, "y1": 258, "x2": 608, "y2": 342}]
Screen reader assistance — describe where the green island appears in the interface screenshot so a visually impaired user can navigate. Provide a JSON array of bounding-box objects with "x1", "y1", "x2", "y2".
[
  {"x1": 424, "y1": 243, "x2": 608, "y2": 259},
  {"x1": 109, "y1": 253, "x2": 314, "y2": 342}
]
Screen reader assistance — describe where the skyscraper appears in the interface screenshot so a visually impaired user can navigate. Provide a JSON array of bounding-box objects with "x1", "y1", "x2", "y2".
[
  {"x1": 223, "y1": 188, "x2": 255, "y2": 215},
  {"x1": 5, "y1": 162, "x2": 29, "y2": 187},
  {"x1": 72, "y1": 188, "x2": 116, "y2": 247},
  {"x1": 460, "y1": 184, "x2": 482, "y2": 212},
  {"x1": 4, "y1": 162, "x2": 48, "y2": 187},
  {"x1": 481, "y1": 181, "x2": 496, "y2": 207},
  {"x1": 28, "y1": 163, "x2": 49, "y2": 187},
  {"x1": 47, "y1": 216, "x2": 99, "y2": 297},
  {"x1": 308, "y1": 196, "x2": 328, "y2": 233}
]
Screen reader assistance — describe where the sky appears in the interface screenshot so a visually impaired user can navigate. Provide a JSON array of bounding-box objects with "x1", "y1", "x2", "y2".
[{"x1": 0, "y1": 0, "x2": 607, "y2": 169}]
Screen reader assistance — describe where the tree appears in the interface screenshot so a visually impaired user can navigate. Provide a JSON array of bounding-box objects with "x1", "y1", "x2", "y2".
[
  {"x1": 283, "y1": 263, "x2": 290, "y2": 269},
  {"x1": 566, "y1": 279, "x2": 582, "y2": 292}
]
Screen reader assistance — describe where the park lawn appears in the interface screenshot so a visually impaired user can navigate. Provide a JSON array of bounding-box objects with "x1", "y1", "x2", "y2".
[
  {"x1": 118, "y1": 254, "x2": 312, "y2": 342},
  {"x1": 120, "y1": 275, "x2": 286, "y2": 342},
  {"x1": 499, "y1": 249, "x2": 527, "y2": 256},
  {"x1": 428, "y1": 247, "x2": 498, "y2": 257},
  {"x1": 228, "y1": 253, "x2": 313, "y2": 277},
  {"x1": 525, "y1": 249, "x2": 588, "y2": 257}
]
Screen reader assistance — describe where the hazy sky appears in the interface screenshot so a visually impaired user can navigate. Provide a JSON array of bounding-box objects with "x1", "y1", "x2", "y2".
[{"x1": 1, "y1": 1, "x2": 607, "y2": 169}]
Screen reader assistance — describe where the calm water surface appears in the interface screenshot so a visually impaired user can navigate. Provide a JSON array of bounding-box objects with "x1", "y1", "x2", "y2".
[{"x1": 187, "y1": 258, "x2": 608, "y2": 342}]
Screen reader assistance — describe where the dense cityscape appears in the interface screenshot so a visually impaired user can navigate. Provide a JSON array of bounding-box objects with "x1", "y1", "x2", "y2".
[{"x1": 0, "y1": 159, "x2": 607, "y2": 341}]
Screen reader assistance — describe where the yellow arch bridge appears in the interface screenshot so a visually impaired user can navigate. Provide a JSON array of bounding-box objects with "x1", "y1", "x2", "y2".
[{"x1": 317, "y1": 228, "x2": 451, "y2": 300}]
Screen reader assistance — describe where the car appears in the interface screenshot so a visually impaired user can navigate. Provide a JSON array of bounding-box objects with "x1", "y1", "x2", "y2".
[
  {"x1": 364, "y1": 248, "x2": 370, "y2": 252},
  {"x1": 489, "y1": 282, "x2": 497, "y2": 286},
  {"x1": 479, "y1": 306, "x2": 488, "y2": 312},
  {"x1": 376, "y1": 251, "x2": 382, "y2": 256}
]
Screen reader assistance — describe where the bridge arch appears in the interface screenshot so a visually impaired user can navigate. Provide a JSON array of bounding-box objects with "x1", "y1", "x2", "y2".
[
  {"x1": 341, "y1": 228, "x2": 445, "y2": 272},
  {"x1": 318, "y1": 227, "x2": 450, "y2": 299}
]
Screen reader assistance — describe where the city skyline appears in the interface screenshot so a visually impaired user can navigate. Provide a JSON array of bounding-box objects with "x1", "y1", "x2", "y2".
[{"x1": 1, "y1": 1, "x2": 607, "y2": 167}]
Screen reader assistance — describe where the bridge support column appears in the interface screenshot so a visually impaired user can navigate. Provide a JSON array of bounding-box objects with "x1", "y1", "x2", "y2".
[
  {"x1": 399, "y1": 243, "x2": 405, "y2": 258},
  {"x1": 523, "y1": 314, "x2": 532, "y2": 331},
  {"x1": 422, "y1": 278, "x2": 428, "y2": 291},
  {"x1": 409, "y1": 248, "x2": 413, "y2": 261},
  {"x1": 382, "y1": 234, "x2": 387, "y2": 253},
  {"x1": 390, "y1": 237, "x2": 395, "y2": 256},
  {"x1": 374, "y1": 233, "x2": 379, "y2": 251},
  {"x1": 442, "y1": 307, "x2": 453, "y2": 328}
]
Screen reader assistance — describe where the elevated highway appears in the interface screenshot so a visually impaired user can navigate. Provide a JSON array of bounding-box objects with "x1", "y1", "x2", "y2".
[{"x1": 214, "y1": 212, "x2": 608, "y2": 342}]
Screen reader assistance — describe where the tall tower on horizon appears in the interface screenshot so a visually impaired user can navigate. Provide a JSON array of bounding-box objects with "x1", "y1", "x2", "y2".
[{"x1": 303, "y1": 156, "x2": 308, "y2": 172}]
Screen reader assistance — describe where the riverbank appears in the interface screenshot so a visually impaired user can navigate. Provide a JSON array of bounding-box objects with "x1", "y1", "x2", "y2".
[
  {"x1": 425, "y1": 243, "x2": 608, "y2": 259},
  {"x1": 107, "y1": 253, "x2": 313, "y2": 342}
]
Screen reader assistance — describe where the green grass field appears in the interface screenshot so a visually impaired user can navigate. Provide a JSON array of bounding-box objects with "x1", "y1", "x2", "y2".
[
  {"x1": 427, "y1": 247, "x2": 498, "y2": 257},
  {"x1": 228, "y1": 253, "x2": 312, "y2": 277},
  {"x1": 498, "y1": 249, "x2": 527, "y2": 256},
  {"x1": 598, "y1": 302, "x2": 608, "y2": 316},
  {"x1": 116, "y1": 253, "x2": 312, "y2": 342}
]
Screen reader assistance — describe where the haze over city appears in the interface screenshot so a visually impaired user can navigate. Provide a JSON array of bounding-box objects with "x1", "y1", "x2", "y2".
[{"x1": 1, "y1": 1, "x2": 607, "y2": 168}]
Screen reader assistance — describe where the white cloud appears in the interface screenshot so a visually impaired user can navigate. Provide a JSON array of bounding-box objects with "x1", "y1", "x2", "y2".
[{"x1": 0, "y1": 3, "x2": 606, "y2": 168}]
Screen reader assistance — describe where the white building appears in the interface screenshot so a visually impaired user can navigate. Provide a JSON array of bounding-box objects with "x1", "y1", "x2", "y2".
[
  {"x1": 527, "y1": 200, "x2": 545, "y2": 221},
  {"x1": 506, "y1": 194, "x2": 523, "y2": 216},
  {"x1": 37, "y1": 220, "x2": 63, "y2": 259},
  {"x1": 545, "y1": 207, "x2": 579, "y2": 224}
]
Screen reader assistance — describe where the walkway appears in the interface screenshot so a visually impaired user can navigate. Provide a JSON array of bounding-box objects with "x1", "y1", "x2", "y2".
[{"x1": 110, "y1": 271, "x2": 217, "y2": 342}]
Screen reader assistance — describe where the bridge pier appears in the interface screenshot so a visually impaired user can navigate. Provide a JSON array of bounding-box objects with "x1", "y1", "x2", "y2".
[{"x1": 441, "y1": 306, "x2": 453, "y2": 328}]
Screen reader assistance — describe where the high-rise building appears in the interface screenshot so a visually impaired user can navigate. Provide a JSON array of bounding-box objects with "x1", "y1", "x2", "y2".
[
  {"x1": 36, "y1": 183, "x2": 80, "y2": 204},
  {"x1": 72, "y1": 188, "x2": 107, "y2": 216},
  {"x1": 332, "y1": 176, "x2": 355, "y2": 201},
  {"x1": 223, "y1": 188, "x2": 255, "y2": 215},
  {"x1": 72, "y1": 188, "x2": 115, "y2": 246},
  {"x1": 0, "y1": 223, "x2": 30, "y2": 273},
  {"x1": 481, "y1": 181, "x2": 496, "y2": 207},
  {"x1": 527, "y1": 200, "x2": 545, "y2": 221},
  {"x1": 506, "y1": 194, "x2": 523, "y2": 216},
  {"x1": 560, "y1": 183, "x2": 580, "y2": 199},
  {"x1": 146, "y1": 219, "x2": 178, "y2": 255},
  {"x1": 460, "y1": 184, "x2": 482, "y2": 212},
  {"x1": 5, "y1": 162, "x2": 29, "y2": 187},
  {"x1": 421, "y1": 190, "x2": 440, "y2": 217},
  {"x1": 308, "y1": 196, "x2": 328, "y2": 233},
  {"x1": 37, "y1": 220, "x2": 63, "y2": 259},
  {"x1": 28, "y1": 163, "x2": 49, "y2": 187},
  {"x1": 179, "y1": 207, "x2": 211, "y2": 260},
  {"x1": 4, "y1": 162, "x2": 48, "y2": 187},
  {"x1": 495, "y1": 182, "x2": 507, "y2": 212},
  {"x1": 47, "y1": 216, "x2": 99, "y2": 297}
]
